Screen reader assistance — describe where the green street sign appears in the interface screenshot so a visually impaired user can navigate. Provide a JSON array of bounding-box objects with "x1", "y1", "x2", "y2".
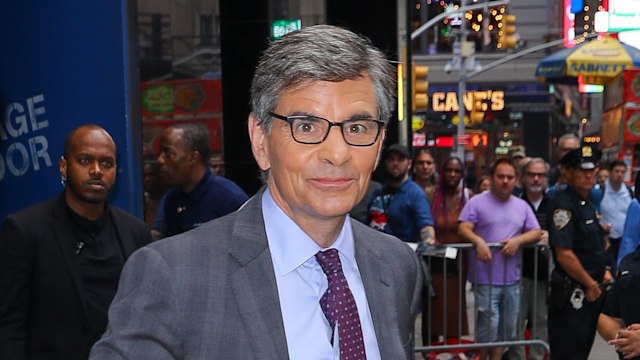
[{"x1": 271, "y1": 19, "x2": 301, "y2": 40}]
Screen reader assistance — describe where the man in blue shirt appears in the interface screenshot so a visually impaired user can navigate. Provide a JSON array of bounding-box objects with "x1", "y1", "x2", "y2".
[
  {"x1": 152, "y1": 123, "x2": 248, "y2": 239},
  {"x1": 367, "y1": 144, "x2": 435, "y2": 244}
]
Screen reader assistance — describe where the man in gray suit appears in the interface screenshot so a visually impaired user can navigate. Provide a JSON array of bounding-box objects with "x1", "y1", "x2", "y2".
[{"x1": 91, "y1": 25, "x2": 423, "y2": 359}]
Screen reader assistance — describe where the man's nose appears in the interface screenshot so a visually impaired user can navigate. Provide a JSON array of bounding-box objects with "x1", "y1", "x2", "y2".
[
  {"x1": 89, "y1": 161, "x2": 103, "y2": 176},
  {"x1": 318, "y1": 127, "x2": 351, "y2": 165}
]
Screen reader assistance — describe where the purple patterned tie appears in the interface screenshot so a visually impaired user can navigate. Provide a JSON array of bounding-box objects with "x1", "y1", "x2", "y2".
[{"x1": 315, "y1": 249, "x2": 367, "y2": 360}]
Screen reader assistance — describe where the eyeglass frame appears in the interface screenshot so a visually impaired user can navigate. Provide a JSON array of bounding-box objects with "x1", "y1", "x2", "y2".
[
  {"x1": 268, "y1": 112, "x2": 385, "y2": 147},
  {"x1": 525, "y1": 172, "x2": 547, "y2": 178}
]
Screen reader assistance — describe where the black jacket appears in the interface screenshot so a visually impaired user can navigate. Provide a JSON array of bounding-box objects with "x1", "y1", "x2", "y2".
[{"x1": 0, "y1": 194, "x2": 151, "y2": 360}]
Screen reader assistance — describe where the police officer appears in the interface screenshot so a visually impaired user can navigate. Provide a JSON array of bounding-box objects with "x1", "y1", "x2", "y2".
[
  {"x1": 598, "y1": 247, "x2": 640, "y2": 359},
  {"x1": 548, "y1": 145, "x2": 613, "y2": 359}
]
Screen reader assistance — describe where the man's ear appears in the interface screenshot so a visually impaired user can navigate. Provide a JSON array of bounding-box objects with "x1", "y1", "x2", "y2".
[
  {"x1": 190, "y1": 150, "x2": 203, "y2": 166},
  {"x1": 59, "y1": 156, "x2": 67, "y2": 180},
  {"x1": 373, "y1": 128, "x2": 386, "y2": 170},
  {"x1": 248, "y1": 113, "x2": 271, "y2": 171}
]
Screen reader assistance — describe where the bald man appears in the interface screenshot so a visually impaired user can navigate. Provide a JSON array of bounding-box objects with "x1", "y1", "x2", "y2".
[{"x1": 0, "y1": 124, "x2": 151, "y2": 360}]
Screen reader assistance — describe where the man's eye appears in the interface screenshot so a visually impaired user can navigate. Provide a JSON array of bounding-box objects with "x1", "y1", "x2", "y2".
[
  {"x1": 293, "y1": 119, "x2": 321, "y2": 134},
  {"x1": 78, "y1": 158, "x2": 90, "y2": 165},
  {"x1": 345, "y1": 123, "x2": 366, "y2": 134},
  {"x1": 345, "y1": 120, "x2": 376, "y2": 135},
  {"x1": 101, "y1": 160, "x2": 115, "y2": 168}
]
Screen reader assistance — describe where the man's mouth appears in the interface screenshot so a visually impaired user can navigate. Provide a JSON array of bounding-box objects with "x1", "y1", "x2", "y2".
[{"x1": 85, "y1": 179, "x2": 106, "y2": 190}]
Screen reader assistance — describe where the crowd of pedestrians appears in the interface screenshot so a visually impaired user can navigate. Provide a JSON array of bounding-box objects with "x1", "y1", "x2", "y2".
[{"x1": 359, "y1": 138, "x2": 640, "y2": 360}]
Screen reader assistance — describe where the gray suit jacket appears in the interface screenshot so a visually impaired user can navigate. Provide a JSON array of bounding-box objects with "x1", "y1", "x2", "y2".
[{"x1": 90, "y1": 190, "x2": 423, "y2": 359}]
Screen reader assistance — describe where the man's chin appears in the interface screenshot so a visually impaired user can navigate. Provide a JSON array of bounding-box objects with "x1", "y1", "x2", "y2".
[
  {"x1": 527, "y1": 186, "x2": 544, "y2": 194},
  {"x1": 78, "y1": 191, "x2": 109, "y2": 204}
]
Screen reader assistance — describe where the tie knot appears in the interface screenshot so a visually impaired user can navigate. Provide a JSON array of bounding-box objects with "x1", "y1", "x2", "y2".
[{"x1": 315, "y1": 248, "x2": 343, "y2": 275}]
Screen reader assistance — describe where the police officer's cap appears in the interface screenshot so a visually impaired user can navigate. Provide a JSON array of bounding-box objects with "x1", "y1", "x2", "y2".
[{"x1": 560, "y1": 145, "x2": 602, "y2": 170}]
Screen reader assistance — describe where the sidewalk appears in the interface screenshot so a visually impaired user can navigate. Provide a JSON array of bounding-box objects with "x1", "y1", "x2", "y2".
[{"x1": 589, "y1": 332, "x2": 617, "y2": 360}]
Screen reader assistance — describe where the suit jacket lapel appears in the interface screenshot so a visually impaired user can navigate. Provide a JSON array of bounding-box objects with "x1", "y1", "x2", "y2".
[
  {"x1": 50, "y1": 195, "x2": 91, "y2": 319},
  {"x1": 228, "y1": 192, "x2": 289, "y2": 359},
  {"x1": 353, "y1": 221, "x2": 395, "y2": 359}
]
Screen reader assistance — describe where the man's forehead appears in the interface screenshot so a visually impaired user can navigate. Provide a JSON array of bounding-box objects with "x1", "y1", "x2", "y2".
[
  {"x1": 528, "y1": 163, "x2": 546, "y2": 171},
  {"x1": 73, "y1": 150, "x2": 116, "y2": 159},
  {"x1": 68, "y1": 130, "x2": 115, "y2": 154},
  {"x1": 559, "y1": 139, "x2": 579, "y2": 148},
  {"x1": 495, "y1": 166, "x2": 516, "y2": 175},
  {"x1": 277, "y1": 77, "x2": 377, "y2": 113},
  {"x1": 161, "y1": 128, "x2": 186, "y2": 147}
]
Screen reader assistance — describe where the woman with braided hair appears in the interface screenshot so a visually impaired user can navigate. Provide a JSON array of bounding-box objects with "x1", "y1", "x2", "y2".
[{"x1": 423, "y1": 156, "x2": 473, "y2": 345}]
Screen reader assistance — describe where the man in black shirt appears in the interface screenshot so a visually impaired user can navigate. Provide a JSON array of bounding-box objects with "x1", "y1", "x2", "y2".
[
  {"x1": 508, "y1": 158, "x2": 551, "y2": 360},
  {"x1": 599, "y1": 247, "x2": 640, "y2": 359},
  {"x1": 0, "y1": 124, "x2": 151, "y2": 360}
]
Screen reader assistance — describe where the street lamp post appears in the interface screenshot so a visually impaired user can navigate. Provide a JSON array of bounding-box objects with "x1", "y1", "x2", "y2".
[
  {"x1": 455, "y1": 0, "x2": 468, "y2": 161},
  {"x1": 456, "y1": 56, "x2": 467, "y2": 159}
]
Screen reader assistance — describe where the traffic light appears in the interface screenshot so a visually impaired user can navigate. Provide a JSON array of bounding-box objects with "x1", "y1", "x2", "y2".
[
  {"x1": 412, "y1": 64, "x2": 429, "y2": 112},
  {"x1": 497, "y1": 14, "x2": 518, "y2": 49},
  {"x1": 470, "y1": 92, "x2": 485, "y2": 125}
]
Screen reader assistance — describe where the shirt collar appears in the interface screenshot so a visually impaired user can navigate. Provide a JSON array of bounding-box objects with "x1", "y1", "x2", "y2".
[
  {"x1": 65, "y1": 199, "x2": 111, "y2": 234},
  {"x1": 604, "y1": 180, "x2": 624, "y2": 194},
  {"x1": 184, "y1": 169, "x2": 212, "y2": 200},
  {"x1": 398, "y1": 178, "x2": 413, "y2": 191},
  {"x1": 261, "y1": 188, "x2": 356, "y2": 275}
]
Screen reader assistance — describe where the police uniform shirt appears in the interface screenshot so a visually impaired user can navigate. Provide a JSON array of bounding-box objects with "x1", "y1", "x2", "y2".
[{"x1": 548, "y1": 185, "x2": 606, "y2": 282}]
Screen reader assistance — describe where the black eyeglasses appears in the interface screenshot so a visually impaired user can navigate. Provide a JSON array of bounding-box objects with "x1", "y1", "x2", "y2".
[
  {"x1": 526, "y1": 172, "x2": 547, "y2": 178},
  {"x1": 269, "y1": 112, "x2": 385, "y2": 146}
]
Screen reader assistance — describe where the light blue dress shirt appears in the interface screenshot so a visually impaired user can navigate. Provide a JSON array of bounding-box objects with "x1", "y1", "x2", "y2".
[
  {"x1": 618, "y1": 199, "x2": 640, "y2": 266},
  {"x1": 262, "y1": 189, "x2": 381, "y2": 360},
  {"x1": 600, "y1": 180, "x2": 633, "y2": 239}
]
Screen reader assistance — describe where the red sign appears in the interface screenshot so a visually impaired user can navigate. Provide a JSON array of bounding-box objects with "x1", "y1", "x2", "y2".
[
  {"x1": 624, "y1": 106, "x2": 640, "y2": 142},
  {"x1": 623, "y1": 68, "x2": 640, "y2": 103},
  {"x1": 141, "y1": 78, "x2": 222, "y2": 118},
  {"x1": 458, "y1": 134, "x2": 470, "y2": 146},
  {"x1": 436, "y1": 136, "x2": 454, "y2": 148}
]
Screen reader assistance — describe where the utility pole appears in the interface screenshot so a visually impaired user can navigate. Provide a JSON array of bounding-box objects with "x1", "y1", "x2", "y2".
[
  {"x1": 455, "y1": 0, "x2": 468, "y2": 160},
  {"x1": 403, "y1": 0, "x2": 413, "y2": 149}
]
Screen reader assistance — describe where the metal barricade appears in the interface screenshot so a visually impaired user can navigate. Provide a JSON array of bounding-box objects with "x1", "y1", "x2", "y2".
[{"x1": 414, "y1": 242, "x2": 551, "y2": 359}]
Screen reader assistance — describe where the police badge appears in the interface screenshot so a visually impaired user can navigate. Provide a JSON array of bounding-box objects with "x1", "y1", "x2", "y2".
[{"x1": 553, "y1": 209, "x2": 571, "y2": 230}]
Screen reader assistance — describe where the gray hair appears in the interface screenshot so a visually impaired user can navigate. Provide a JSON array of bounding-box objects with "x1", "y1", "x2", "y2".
[
  {"x1": 250, "y1": 25, "x2": 395, "y2": 132},
  {"x1": 522, "y1": 157, "x2": 550, "y2": 174},
  {"x1": 557, "y1": 133, "x2": 579, "y2": 148}
]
